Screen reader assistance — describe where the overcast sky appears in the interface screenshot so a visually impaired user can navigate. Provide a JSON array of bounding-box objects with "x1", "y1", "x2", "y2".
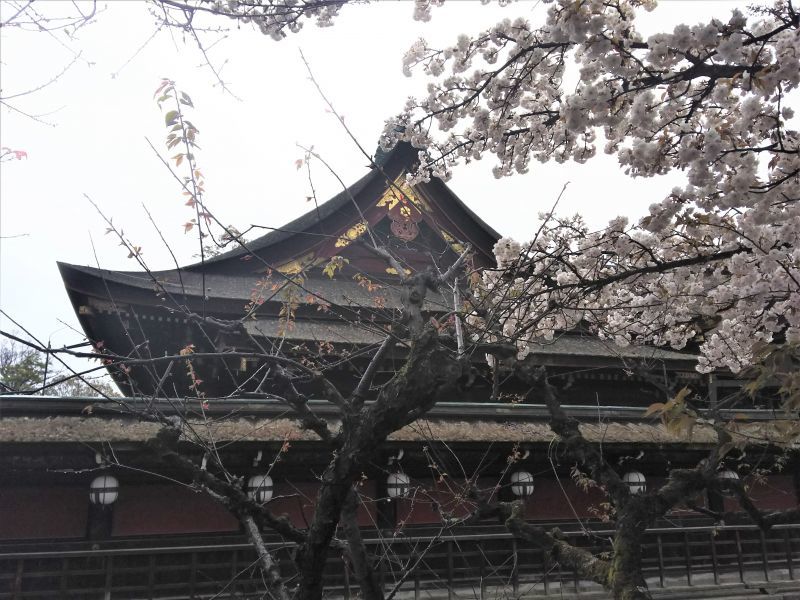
[{"x1": 0, "y1": 0, "x2": 760, "y2": 368}]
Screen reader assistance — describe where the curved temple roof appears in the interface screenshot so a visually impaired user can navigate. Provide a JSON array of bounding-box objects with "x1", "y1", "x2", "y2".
[
  {"x1": 60, "y1": 142, "x2": 501, "y2": 303},
  {"x1": 187, "y1": 141, "x2": 501, "y2": 274},
  {"x1": 57, "y1": 142, "x2": 507, "y2": 395},
  {"x1": 58, "y1": 141, "x2": 698, "y2": 398}
]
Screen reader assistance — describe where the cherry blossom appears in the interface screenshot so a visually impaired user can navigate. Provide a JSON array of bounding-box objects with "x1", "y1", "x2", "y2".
[{"x1": 378, "y1": 0, "x2": 800, "y2": 379}]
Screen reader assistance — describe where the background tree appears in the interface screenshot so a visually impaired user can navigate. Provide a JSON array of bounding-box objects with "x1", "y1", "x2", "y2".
[
  {"x1": 0, "y1": 339, "x2": 46, "y2": 392},
  {"x1": 0, "y1": 337, "x2": 117, "y2": 396}
]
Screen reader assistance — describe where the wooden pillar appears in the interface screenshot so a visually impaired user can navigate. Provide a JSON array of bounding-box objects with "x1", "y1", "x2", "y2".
[
  {"x1": 707, "y1": 488, "x2": 725, "y2": 515},
  {"x1": 376, "y1": 472, "x2": 396, "y2": 531},
  {"x1": 87, "y1": 504, "x2": 114, "y2": 541}
]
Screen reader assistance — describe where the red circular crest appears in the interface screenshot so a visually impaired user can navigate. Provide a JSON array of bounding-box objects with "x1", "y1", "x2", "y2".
[{"x1": 390, "y1": 219, "x2": 419, "y2": 241}]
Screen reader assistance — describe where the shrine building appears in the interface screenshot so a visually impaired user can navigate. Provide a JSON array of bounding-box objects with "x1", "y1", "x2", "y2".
[{"x1": 1, "y1": 142, "x2": 798, "y2": 598}]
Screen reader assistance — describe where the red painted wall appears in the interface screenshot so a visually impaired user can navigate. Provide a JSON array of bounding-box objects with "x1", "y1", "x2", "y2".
[
  {"x1": 394, "y1": 477, "x2": 611, "y2": 525},
  {"x1": 724, "y1": 475, "x2": 797, "y2": 512},
  {"x1": 113, "y1": 484, "x2": 238, "y2": 536},
  {"x1": 523, "y1": 479, "x2": 608, "y2": 521},
  {"x1": 267, "y1": 480, "x2": 376, "y2": 528},
  {"x1": 268, "y1": 481, "x2": 322, "y2": 529},
  {"x1": 747, "y1": 475, "x2": 796, "y2": 509},
  {"x1": 396, "y1": 478, "x2": 498, "y2": 526},
  {"x1": 3, "y1": 474, "x2": 795, "y2": 542},
  {"x1": 0, "y1": 486, "x2": 87, "y2": 540},
  {"x1": 352, "y1": 480, "x2": 379, "y2": 527},
  {"x1": 396, "y1": 489, "x2": 473, "y2": 526}
]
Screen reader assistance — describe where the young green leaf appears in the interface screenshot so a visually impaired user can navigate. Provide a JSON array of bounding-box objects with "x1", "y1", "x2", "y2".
[{"x1": 164, "y1": 110, "x2": 179, "y2": 126}]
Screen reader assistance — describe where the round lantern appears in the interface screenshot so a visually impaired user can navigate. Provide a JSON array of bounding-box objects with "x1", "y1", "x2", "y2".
[
  {"x1": 622, "y1": 471, "x2": 646, "y2": 495},
  {"x1": 387, "y1": 472, "x2": 411, "y2": 499},
  {"x1": 89, "y1": 474, "x2": 119, "y2": 506},
  {"x1": 718, "y1": 470, "x2": 740, "y2": 497},
  {"x1": 247, "y1": 474, "x2": 274, "y2": 503},
  {"x1": 510, "y1": 471, "x2": 534, "y2": 497}
]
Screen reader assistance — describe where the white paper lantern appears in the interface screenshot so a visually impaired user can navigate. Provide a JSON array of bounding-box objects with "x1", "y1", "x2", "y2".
[
  {"x1": 510, "y1": 471, "x2": 534, "y2": 497},
  {"x1": 89, "y1": 474, "x2": 119, "y2": 506},
  {"x1": 718, "y1": 470, "x2": 740, "y2": 497},
  {"x1": 247, "y1": 474, "x2": 274, "y2": 503},
  {"x1": 387, "y1": 472, "x2": 411, "y2": 499},
  {"x1": 622, "y1": 471, "x2": 647, "y2": 495}
]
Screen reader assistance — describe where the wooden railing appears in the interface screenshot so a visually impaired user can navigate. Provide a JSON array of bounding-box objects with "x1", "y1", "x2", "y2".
[{"x1": 1, "y1": 524, "x2": 799, "y2": 598}]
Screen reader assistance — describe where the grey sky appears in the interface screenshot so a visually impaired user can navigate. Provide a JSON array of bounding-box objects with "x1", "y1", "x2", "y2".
[{"x1": 0, "y1": 0, "x2": 757, "y2": 365}]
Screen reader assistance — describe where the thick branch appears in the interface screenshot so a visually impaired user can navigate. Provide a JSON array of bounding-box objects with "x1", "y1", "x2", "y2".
[
  {"x1": 514, "y1": 360, "x2": 630, "y2": 505},
  {"x1": 726, "y1": 479, "x2": 800, "y2": 530},
  {"x1": 483, "y1": 500, "x2": 611, "y2": 587},
  {"x1": 242, "y1": 515, "x2": 290, "y2": 600},
  {"x1": 272, "y1": 366, "x2": 334, "y2": 442},
  {"x1": 351, "y1": 334, "x2": 395, "y2": 405},
  {"x1": 341, "y1": 489, "x2": 383, "y2": 600}
]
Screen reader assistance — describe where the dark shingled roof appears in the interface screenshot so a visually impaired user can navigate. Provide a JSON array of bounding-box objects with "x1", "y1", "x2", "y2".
[
  {"x1": 58, "y1": 260, "x2": 699, "y2": 365},
  {"x1": 523, "y1": 335, "x2": 695, "y2": 362},
  {"x1": 245, "y1": 318, "x2": 387, "y2": 345},
  {"x1": 188, "y1": 167, "x2": 380, "y2": 268},
  {"x1": 0, "y1": 397, "x2": 784, "y2": 446},
  {"x1": 57, "y1": 140, "x2": 699, "y2": 375}
]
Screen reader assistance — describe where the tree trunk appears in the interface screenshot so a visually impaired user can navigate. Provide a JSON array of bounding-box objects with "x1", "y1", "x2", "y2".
[
  {"x1": 294, "y1": 329, "x2": 467, "y2": 600},
  {"x1": 609, "y1": 511, "x2": 652, "y2": 600},
  {"x1": 342, "y1": 489, "x2": 384, "y2": 600}
]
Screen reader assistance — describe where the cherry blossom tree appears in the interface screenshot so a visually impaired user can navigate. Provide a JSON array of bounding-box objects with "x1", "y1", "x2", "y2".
[
  {"x1": 383, "y1": 4, "x2": 800, "y2": 597},
  {"x1": 382, "y1": 0, "x2": 800, "y2": 410},
  {"x1": 153, "y1": 0, "x2": 799, "y2": 384}
]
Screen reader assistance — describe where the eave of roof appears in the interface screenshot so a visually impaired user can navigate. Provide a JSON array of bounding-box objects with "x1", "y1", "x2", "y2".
[
  {"x1": 58, "y1": 141, "x2": 501, "y2": 312},
  {"x1": 0, "y1": 396, "x2": 784, "y2": 446},
  {"x1": 55, "y1": 265, "x2": 705, "y2": 364},
  {"x1": 241, "y1": 320, "x2": 697, "y2": 364}
]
